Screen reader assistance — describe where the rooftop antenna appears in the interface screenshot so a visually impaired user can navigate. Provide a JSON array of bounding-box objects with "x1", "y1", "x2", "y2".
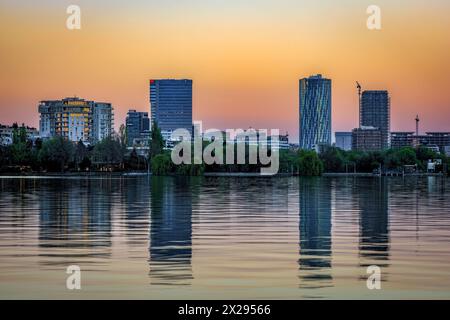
[{"x1": 415, "y1": 115, "x2": 420, "y2": 136}]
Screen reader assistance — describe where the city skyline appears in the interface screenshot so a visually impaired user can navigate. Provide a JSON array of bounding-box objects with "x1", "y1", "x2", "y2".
[{"x1": 1, "y1": 1, "x2": 450, "y2": 142}]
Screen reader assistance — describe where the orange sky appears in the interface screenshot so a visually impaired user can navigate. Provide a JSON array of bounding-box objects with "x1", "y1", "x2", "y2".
[{"x1": 1, "y1": 0, "x2": 449, "y2": 141}]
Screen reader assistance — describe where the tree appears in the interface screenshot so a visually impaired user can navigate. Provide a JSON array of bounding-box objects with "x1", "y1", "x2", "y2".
[
  {"x1": 151, "y1": 153, "x2": 173, "y2": 175},
  {"x1": 10, "y1": 124, "x2": 32, "y2": 165},
  {"x1": 396, "y1": 147, "x2": 417, "y2": 166},
  {"x1": 150, "y1": 121, "x2": 165, "y2": 159},
  {"x1": 38, "y1": 137, "x2": 74, "y2": 172},
  {"x1": 91, "y1": 137, "x2": 123, "y2": 167},
  {"x1": 298, "y1": 150, "x2": 323, "y2": 176},
  {"x1": 74, "y1": 140, "x2": 91, "y2": 171},
  {"x1": 320, "y1": 146, "x2": 345, "y2": 172},
  {"x1": 118, "y1": 124, "x2": 127, "y2": 149}
]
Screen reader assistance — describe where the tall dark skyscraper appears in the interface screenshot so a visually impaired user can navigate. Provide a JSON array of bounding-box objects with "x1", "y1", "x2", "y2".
[
  {"x1": 149, "y1": 79, "x2": 193, "y2": 141},
  {"x1": 299, "y1": 74, "x2": 332, "y2": 150},
  {"x1": 360, "y1": 90, "x2": 390, "y2": 149}
]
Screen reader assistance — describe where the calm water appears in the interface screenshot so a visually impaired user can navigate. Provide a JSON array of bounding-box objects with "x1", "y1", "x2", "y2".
[{"x1": 0, "y1": 176, "x2": 449, "y2": 299}]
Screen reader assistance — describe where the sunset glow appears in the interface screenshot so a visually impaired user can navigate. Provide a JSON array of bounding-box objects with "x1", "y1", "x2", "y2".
[{"x1": 1, "y1": 0, "x2": 449, "y2": 141}]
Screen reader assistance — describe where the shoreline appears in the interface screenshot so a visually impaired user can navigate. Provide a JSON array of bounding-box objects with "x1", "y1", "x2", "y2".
[{"x1": 0, "y1": 172, "x2": 446, "y2": 178}]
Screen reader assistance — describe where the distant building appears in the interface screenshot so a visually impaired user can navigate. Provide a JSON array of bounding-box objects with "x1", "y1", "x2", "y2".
[
  {"x1": 126, "y1": 110, "x2": 150, "y2": 147},
  {"x1": 420, "y1": 132, "x2": 450, "y2": 152},
  {"x1": 444, "y1": 146, "x2": 450, "y2": 157},
  {"x1": 391, "y1": 131, "x2": 450, "y2": 153},
  {"x1": 360, "y1": 90, "x2": 390, "y2": 149},
  {"x1": 391, "y1": 132, "x2": 415, "y2": 149},
  {"x1": 335, "y1": 132, "x2": 352, "y2": 151},
  {"x1": 38, "y1": 97, "x2": 113, "y2": 144},
  {"x1": 299, "y1": 74, "x2": 332, "y2": 150},
  {"x1": 92, "y1": 103, "x2": 114, "y2": 142},
  {"x1": 352, "y1": 126, "x2": 382, "y2": 152},
  {"x1": 268, "y1": 134, "x2": 290, "y2": 150},
  {"x1": 149, "y1": 79, "x2": 193, "y2": 142},
  {"x1": 0, "y1": 124, "x2": 39, "y2": 146}
]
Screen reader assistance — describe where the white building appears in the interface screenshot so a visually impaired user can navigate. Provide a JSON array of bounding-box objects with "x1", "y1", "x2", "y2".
[{"x1": 38, "y1": 97, "x2": 113, "y2": 144}]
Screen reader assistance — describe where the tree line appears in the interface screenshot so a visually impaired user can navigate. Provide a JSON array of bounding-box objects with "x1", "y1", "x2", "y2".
[{"x1": 2, "y1": 123, "x2": 448, "y2": 176}]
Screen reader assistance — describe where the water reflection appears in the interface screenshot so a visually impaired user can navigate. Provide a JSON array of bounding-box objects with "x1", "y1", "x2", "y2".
[
  {"x1": 39, "y1": 179, "x2": 112, "y2": 266},
  {"x1": 356, "y1": 178, "x2": 390, "y2": 268},
  {"x1": 298, "y1": 178, "x2": 333, "y2": 289},
  {"x1": 1, "y1": 176, "x2": 450, "y2": 299},
  {"x1": 149, "y1": 177, "x2": 195, "y2": 285}
]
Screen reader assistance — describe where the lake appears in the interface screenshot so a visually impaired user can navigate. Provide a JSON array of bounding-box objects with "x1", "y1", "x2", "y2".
[{"x1": 0, "y1": 176, "x2": 449, "y2": 299}]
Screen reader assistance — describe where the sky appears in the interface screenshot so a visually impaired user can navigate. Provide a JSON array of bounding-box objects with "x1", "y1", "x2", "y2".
[{"x1": 0, "y1": 0, "x2": 449, "y2": 142}]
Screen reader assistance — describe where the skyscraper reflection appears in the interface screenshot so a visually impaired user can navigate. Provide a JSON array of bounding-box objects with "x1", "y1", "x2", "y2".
[
  {"x1": 356, "y1": 178, "x2": 390, "y2": 268},
  {"x1": 149, "y1": 177, "x2": 195, "y2": 285},
  {"x1": 298, "y1": 177, "x2": 333, "y2": 289}
]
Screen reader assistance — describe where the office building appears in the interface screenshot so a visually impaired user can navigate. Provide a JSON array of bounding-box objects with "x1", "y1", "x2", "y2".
[
  {"x1": 126, "y1": 110, "x2": 150, "y2": 147},
  {"x1": 299, "y1": 74, "x2": 332, "y2": 150},
  {"x1": 38, "y1": 97, "x2": 113, "y2": 144},
  {"x1": 360, "y1": 90, "x2": 390, "y2": 149},
  {"x1": 149, "y1": 79, "x2": 193, "y2": 142},
  {"x1": 352, "y1": 126, "x2": 382, "y2": 152},
  {"x1": 391, "y1": 131, "x2": 450, "y2": 153},
  {"x1": 335, "y1": 132, "x2": 352, "y2": 151}
]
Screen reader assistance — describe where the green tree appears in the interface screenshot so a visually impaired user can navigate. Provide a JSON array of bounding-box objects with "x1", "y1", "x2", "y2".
[
  {"x1": 320, "y1": 146, "x2": 345, "y2": 172},
  {"x1": 91, "y1": 137, "x2": 123, "y2": 167},
  {"x1": 298, "y1": 150, "x2": 323, "y2": 176},
  {"x1": 74, "y1": 140, "x2": 91, "y2": 171},
  {"x1": 118, "y1": 124, "x2": 127, "y2": 149},
  {"x1": 151, "y1": 153, "x2": 173, "y2": 175},
  {"x1": 150, "y1": 121, "x2": 165, "y2": 159},
  {"x1": 10, "y1": 124, "x2": 32, "y2": 165},
  {"x1": 38, "y1": 137, "x2": 74, "y2": 172}
]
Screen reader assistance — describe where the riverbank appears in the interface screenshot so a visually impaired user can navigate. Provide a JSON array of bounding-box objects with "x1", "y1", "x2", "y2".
[
  {"x1": 0, "y1": 171, "x2": 151, "y2": 178},
  {"x1": 323, "y1": 172, "x2": 446, "y2": 177}
]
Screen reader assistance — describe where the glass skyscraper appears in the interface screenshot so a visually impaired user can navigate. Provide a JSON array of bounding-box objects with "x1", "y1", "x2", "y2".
[
  {"x1": 360, "y1": 90, "x2": 390, "y2": 149},
  {"x1": 149, "y1": 79, "x2": 193, "y2": 141},
  {"x1": 299, "y1": 75, "x2": 332, "y2": 150}
]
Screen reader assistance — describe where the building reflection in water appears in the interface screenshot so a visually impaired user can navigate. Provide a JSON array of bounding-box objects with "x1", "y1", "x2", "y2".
[
  {"x1": 356, "y1": 178, "x2": 390, "y2": 269},
  {"x1": 39, "y1": 179, "x2": 112, "y2": 265},
  {"x1": 122, "y1": 177, "x2": 151, "y2": 248},
  {"x1": 149, "y1": 177, "x2": 195, "y2": 285},
  {"x1": 298, "y1": 178, "x2": 333, "y2": 289}
]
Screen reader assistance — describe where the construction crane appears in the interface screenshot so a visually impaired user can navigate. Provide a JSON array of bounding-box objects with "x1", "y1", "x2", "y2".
[
  {"x1": 415, "y1": 115, "x2": 420, "y2": 136},
  {"x1": 356, "y1": 82, "x2": 362, "y2": 126}
]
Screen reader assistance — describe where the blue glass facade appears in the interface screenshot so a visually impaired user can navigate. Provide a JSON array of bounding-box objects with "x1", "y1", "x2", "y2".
[
  {"x1": 299, "y1": 75, "x2": 332, "y2": 149},
  {"x1": 149, "y1": 79, "x2": 193, "y2": 140}
]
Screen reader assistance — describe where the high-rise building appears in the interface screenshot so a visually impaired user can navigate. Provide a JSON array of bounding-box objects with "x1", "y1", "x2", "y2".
[
  {"x1": 352, "y1": 126, "x2": 382, "y2": 152},
  {"x1": 360, "y1": 90, "x2": 390, "y2": 149},
  {"x1": 126, "y1": 109, "x2": 150, "y2": 147},
  {"x1": 92, "y1": 103, "x2": 114, "y2": 142},
  {"x1": 335, "y1": 132, "x2": 352, "y2": 151},
  {"x1": 299, "y1": 74, "x2": 332, "y2": 150},
  {"x1": 149, "y1": 79, "x2": 193, "y2": 141},
  {"x1": 38, "y1": 97, "x2": 112, "y2": 144}
]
